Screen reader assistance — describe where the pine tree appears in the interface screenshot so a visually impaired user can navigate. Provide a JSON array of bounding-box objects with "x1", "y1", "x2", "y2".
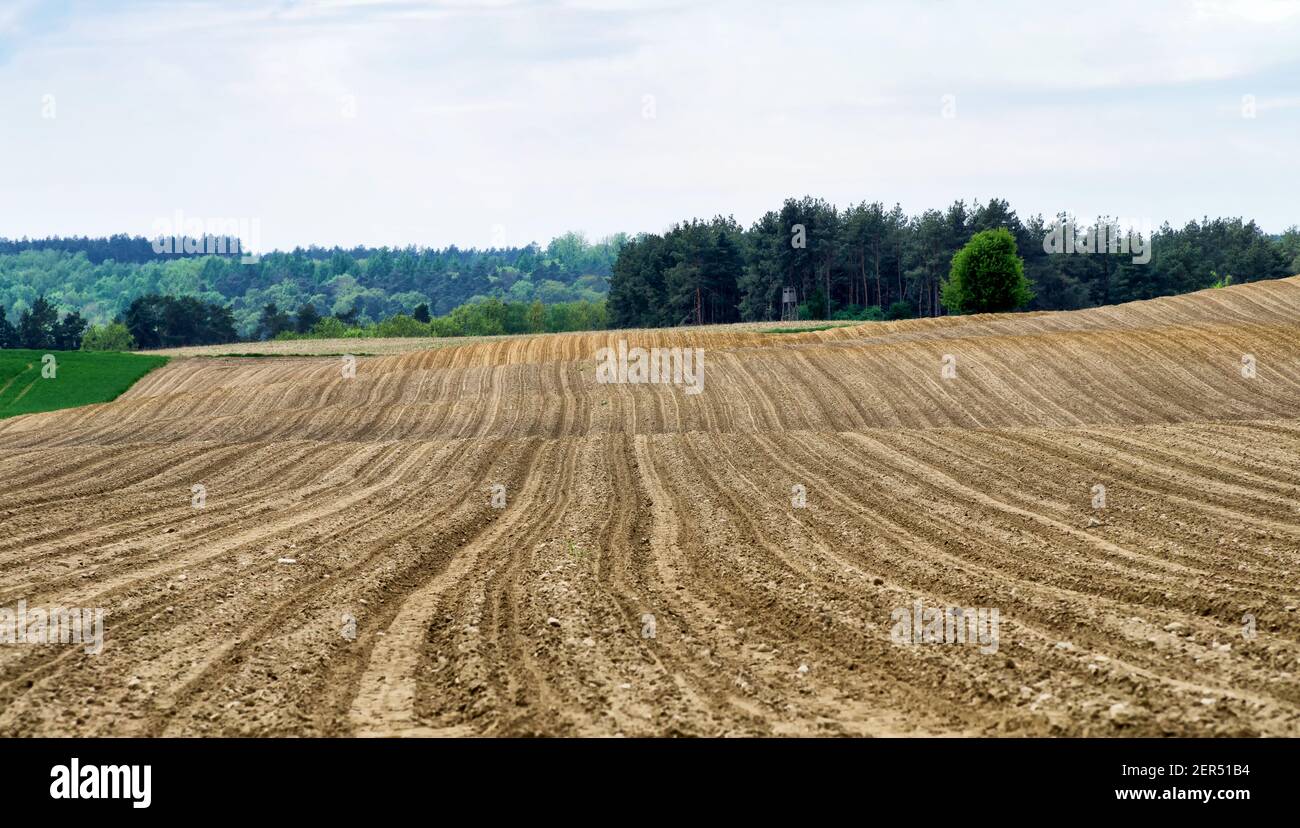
[
  {"x1": 18, "y1": 295, "x2": 60, "y2": 349},
  {"x1": 0, "y1": 306, "x2": 16, "y2": 348}
]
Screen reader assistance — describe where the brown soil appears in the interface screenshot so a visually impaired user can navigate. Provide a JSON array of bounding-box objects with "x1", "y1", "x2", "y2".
[{"x1": 2, "y1": 277, "x2": 1299, "y2": 736}]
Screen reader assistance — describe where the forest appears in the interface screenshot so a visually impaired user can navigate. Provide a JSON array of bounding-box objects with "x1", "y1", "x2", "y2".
[
  {"x1": 0, "y1": 232, "x2": 623, "y2": 339},
  {"x1": 2, "y1": 197, "x2": 1297, "y2": 348},
  {"x1": 607, "y1": 198, "x2": 1300, "y2": 327}
]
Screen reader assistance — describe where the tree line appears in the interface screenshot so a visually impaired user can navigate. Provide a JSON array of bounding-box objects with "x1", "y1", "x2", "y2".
[
  {"x1": 0, "y1": 296, "x2": 87, "y2": 350},
  {"x1": 4, "y1": 202, "x2": 1297, "y2": 347},
  {"x1": 0, "y1": 291, "x2": 608, "y2": 351},
  {"x1": 0, "y1": 234, "x2": 245, "y2": 265},
  {"x1": 0, "y1": 293, "x2": 239, "y2": 352},
  {"x1": 608, "y1": 197, "x2": 1300, "y2": 327},
  {"x1": 121, "y1": 295, "x2": 240, "y2": 349},
  {"x1": 0, "y1": 231, "x2": 624, "y2": 338},
  {"x1": 264, "y1": 297, "x2": 607, "y2": 340}
]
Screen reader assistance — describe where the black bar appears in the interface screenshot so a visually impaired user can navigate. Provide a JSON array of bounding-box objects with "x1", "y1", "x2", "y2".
[{"x1": 11, "y1": 738, "x2": 1283, "y2": 815}]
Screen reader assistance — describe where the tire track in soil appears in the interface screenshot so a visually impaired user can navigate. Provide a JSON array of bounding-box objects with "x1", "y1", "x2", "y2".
[{"x1": 3, "y1": 277, "x2": 1300, "y2": 735}]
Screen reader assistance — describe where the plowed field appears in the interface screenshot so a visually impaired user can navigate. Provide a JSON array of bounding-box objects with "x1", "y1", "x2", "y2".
[{"x1": 3, "y1": 277, "x2": 1299, "y2": 736}]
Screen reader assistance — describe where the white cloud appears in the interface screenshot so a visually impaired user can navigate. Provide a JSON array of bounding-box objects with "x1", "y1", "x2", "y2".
[{"x1": 0, "y1": 0, "x2": 1297, "y2": 248}]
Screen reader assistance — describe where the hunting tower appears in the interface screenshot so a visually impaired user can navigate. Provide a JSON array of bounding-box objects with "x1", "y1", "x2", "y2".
[{"x1": 780, "y1": 286, "x2": 799, "y2": 321}]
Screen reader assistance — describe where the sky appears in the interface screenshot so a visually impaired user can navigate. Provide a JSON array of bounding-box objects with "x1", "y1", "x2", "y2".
[{"x1": 0, "y1": 0, "x2": 1298, "y2": 252}]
